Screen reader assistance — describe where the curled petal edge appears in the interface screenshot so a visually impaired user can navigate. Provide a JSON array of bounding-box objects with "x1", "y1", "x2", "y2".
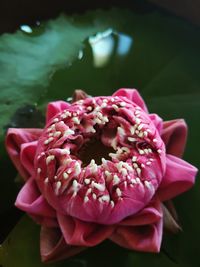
[
  {"x1": 46, "y1": 101, "x2": 70, "y2": 123},
  {"x1": 112, "y1": 88, "x2": 148, "y2": 113},
  {"x1": 157, "y1": 154, "x2": 197, "y2": 201},
  {"x1": 161, "y1": 119, "x2": 188, "y2": 157},
  {"x1": 6, "y1": 128, "x2": 42, "y2": 180},
  {"x1": 40, "y1": 227, "x2": 85, "y2": 263},
  {"x1": 57, "y1": 213, "x2": 114, "y2": 247},
  {"x1": 15, "y1": 178, "x2": 57, "y2": 227}
]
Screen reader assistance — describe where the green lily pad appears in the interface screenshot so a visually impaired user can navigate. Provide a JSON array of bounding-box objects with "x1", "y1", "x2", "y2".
[{"x1": 0, "y1": 6, "x2": 200, "y2": 267}]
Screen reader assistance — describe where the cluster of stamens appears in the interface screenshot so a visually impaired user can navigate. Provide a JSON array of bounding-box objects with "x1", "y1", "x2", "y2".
[{"x1": 35, "y1": 96, "x2": 164, "y2": 224}]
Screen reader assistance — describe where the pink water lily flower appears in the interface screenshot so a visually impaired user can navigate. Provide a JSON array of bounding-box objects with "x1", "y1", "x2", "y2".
[{"x1": 6, "y1": 88, "x2": 197, "y2": 263}]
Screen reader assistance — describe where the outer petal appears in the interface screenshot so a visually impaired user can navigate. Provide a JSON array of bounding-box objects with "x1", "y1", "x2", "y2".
[
  {"x1": 110, "y1": 200, "x2": 163, "y2": 252},
  {"x1": 6, "y1": 128, "x2": 43, "y2": 180},
  {"x1": 46, "y1": 101, "x2": 70, "y2": 123},
  {"x1": 40, "y1": 227, "x2": 85, "y2": 263},
  {"x1": 157, "y1": 154, "x2": 197, "y2": 201},
  {"x1": 161, "y1": 119, "x2": 187, "y2": 157},
  {"x1": 20, "y1": 141, "x2": 37, "y2": 177},
  {"x1": 149, "y1": 113, "x2": 163, "y2": 134},
  {"x1": 57, "y1": 213, "x2": 114, "y2": 247},
  {"x1": 113, "y1": 88, "x2": 148, "y2": 112},
  {"x1": 119, "y1": 198, "x2": 162, "y2": 226},
  {"x1": 15, "y1": 178, "x2": 57, "y2": 227}
]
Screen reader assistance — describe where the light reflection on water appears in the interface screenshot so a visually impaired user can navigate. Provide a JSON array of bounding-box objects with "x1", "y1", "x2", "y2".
[
  {"x1": 88, "y1": 29, "x2": 133, "y2": 68},
  {"x1": 20, "y1": 25, "x2": 33, "y2": 34}
]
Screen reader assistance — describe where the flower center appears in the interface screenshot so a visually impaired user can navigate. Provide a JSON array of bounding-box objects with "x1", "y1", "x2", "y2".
[
  {"x1": 78, "y1": 137, "x2": 115, "y2": 166},
  {"x1": 35, "y1": 96, "x2": 165, "y2": 224}
]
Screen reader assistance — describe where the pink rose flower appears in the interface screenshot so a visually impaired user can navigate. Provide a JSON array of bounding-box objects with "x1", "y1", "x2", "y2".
[{"x1": 6, "y1": 89, "x2": 197, "y2": 263}]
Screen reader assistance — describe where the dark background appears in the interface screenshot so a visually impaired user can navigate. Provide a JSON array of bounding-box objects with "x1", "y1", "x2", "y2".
[{"x1": 0, "y1": 0, "x2": 200, "y2": 34}]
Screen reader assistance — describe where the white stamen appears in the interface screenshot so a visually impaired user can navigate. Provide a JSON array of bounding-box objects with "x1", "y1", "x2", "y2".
[
  {"x1": 63, "y1": 172, "x2": 69, "y2": 179},
  {"x1": 74, "y1": 162, "x2": 81, "y2": 176},
  {"x1": 37, "y1": 168, "x2": 41, "y2": 174},
  {"x1": 132, "y1": 156, "x2": 137, "y2": 162},
  {"x1": 84, "y1": 196, "x2": 89, "y2": 203},
  {"x1": 84, "y1": 178, "x2": 90, "y2": 184},
  {"x1": 144, "y1": 181, "x2": 152, "y2": 189},
  {"x1": 53, "y1": 118, "x2": 59, "y2": 122},
  {"x1": 54, "y1": 131, "x2": 61, "y2": 137},
  {"x1": 138, "y1": 132, "x2": 144, "y2": 138},
  {"x1": 86, "y1": 188, "x2": 92, "y2": 195},
  {"x1": 87, "y1": 106, "x2": 92, "y2": 111},
  {"x1": 55, "y1": 181, "x2": 61, "y2": 195},
  {"x1": 116, "y1": 188, "x2": 122, "y2": 197},
  {"x1": 72, "y1": 117, "x2": 80, "y2": 124},
  {"x1": 133, "y1": 163, "x2": 138, "y2": 169},
  {"x1": 113, "y1": 174, "x2": 120, "y2": 185},
  {"x1": 101, "y1": 158, "x2": 107, "y2": 166},
  {"x1": 92, "y1": 193, "x2": 97, "y2": 200},
  {"x1": 138, "y1": 124, "x2": 144, "y2": 130},
  {"x1": 128, "y1": 137, "x2": 136, "y2": 142},
  {"x1": 64, "y1": 129, "x2": 74, "y2": 136},
  {"x1": 121, "y1": 168, "x2": 128, "y2": 176},
  {"x1": 146, "y1": 161, "x2": 151, "y2": 166},
  {"x1": 153, "y1": 138, "x2": 157, "y2": 143},
  {"x1": 110, "y1": 200, "x2": 115, "y2": 208},
  {"x1": 130, "y1": 126, "x2": 135, "y2": 135},
  {"x1": 46, "y1": 155, "x2": 55, "y2": 164},
  {"x1": 101, "y1": 102, "x2": 107, "y2": 108},
  {"x1": 112, "y1": 104, "x2": 119, "y2": 111},
  {"x1": 44, "y1": 178, "x2": 49, "y2": 183},
  {"x1": 100, "y1": 195, "x2": 110, "y2": 202},
  {"x1": 119, "y1": 102, "x2": 126, "y2": 107},
  {"x1": 139, "y1": 150, "x2": 145, "y2": 155},
  {"x1": 136, "y1": 168, "x2": 141, "y2": 176},
  {"x1": 118, "y1": 126, "x2": 125, "y2": 136},
  {"x1": 62, "y1": 149, "x2": 70, "y2": 155},
  {"x1": 93, "y1": 182, "x2": 105, "y2": 191},
  {"x1": 135, "y1": 118, "x2": 141, "y2": 124},
  {"x1": 135, "y1": 177, "x2": 141, "y2": 183}
]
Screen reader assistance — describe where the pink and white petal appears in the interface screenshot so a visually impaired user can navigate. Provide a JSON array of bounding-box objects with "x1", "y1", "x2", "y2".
[
  {"x1": 15, "y1": 178, "x2": 56, "y2": 218},
  {"x1": 6, "y1": 128, "x2": 43, "y2": 180},
  {"x1": 20, "y1": 141, "x2": 38, "y2": 177},
  {"x1": 149, "y1": 114, "x2": 163, "y2": 134},
  {"x1": 119, "y1": 198, "x2": 162, "y2": 226},
  {"x1": 110, "y1": 218, "x2": 163, "y2": 253},
  {"x1": 46, "y1": 101, "x2": 70, "y2": 123},
  {"x1": 161, "y1": 119, "x2": 187, "y2": 157},
  {"x1": 40, "y1": 227, "x2": 85, "y2": 263},
  {"x1": 57, "y1": 213, "x2": 114, "y2": 247},
  {"x1": 157, "y1": 154, "x2": 197, "y2": 201},
  {"x1": 113, "y1": 88, "x2": 148, "y2": 112}
]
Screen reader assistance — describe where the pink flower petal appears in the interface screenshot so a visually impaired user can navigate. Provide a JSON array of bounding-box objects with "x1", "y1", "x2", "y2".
[
  {"x1": 157, "y1": 154, "x2": 197, "y2": 201},
  {"x1": 119, "y1": 198, "x2": 162, "y2": 226},
  {"x1": 46, "y1": 101, "x2": 70, "y2": 123},
  {"x1": 112, "y1": 88, "x2": 148, "y2": 112},
  {"x1": 111, "y1": 221, "x2": 163, "y2": 253},
  {"x1": 57, "y1": 213, "x2": 114, "y2": 247},
  {"x1": 161, "y1": 119, "x2": 188, "y2": 157},
  {"x1": 40, "y1": 226, "x2": 85, "y2": 263},
  {"x1": 15, "y1": 178, "x2": 57, "y2": 227},
  {"x1": 149, "y1": 114, "x2": 163, "y2": 134},
  {"x1": 6, "y1": 128, "x2": 43, "y2": 180},
  {"x1": 20, "y1": 141, "x2": 38, "y2": 177}
]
